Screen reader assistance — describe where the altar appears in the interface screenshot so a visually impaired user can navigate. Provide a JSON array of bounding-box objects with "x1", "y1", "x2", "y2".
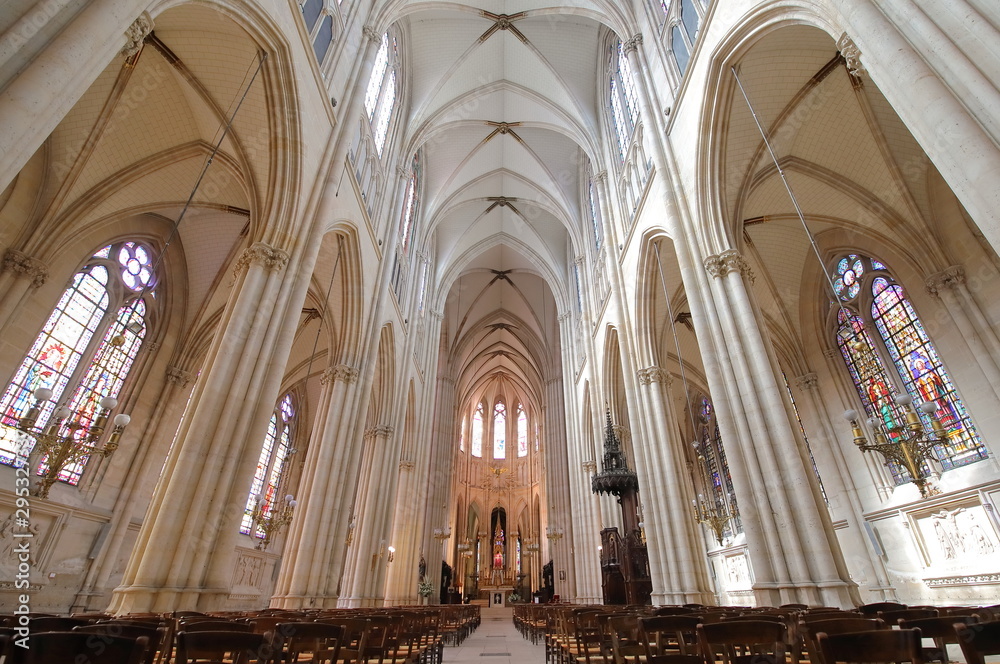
[{"x1": 487, "y1": 586, "x2": 514, "y2": 607}]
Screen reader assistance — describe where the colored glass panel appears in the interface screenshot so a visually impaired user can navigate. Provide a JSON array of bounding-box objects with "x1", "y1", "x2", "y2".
[
  {"x1": 365, "y1": 33, "x2": 389, "y2": 119},
  {"x1": 471, "y1": 404, "x2": 484, "y2": 457},
  {"x1": 517, "y1": 405, "x2": 527, "y2": 457},
  {"x1": 610, "y1": 78, "x2": 630, "y2": 160},
  {"x1": 241, "y1": 393, "x2": 294, "y2": 536},
  {"x1": 493, "y1": 401, "x2": 506, "y2": 459}
]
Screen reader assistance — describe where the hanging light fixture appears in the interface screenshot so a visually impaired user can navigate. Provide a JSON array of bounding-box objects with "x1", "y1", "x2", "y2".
[{"x1": 732, "y1": 65, "x2": 946, "y2": 499}]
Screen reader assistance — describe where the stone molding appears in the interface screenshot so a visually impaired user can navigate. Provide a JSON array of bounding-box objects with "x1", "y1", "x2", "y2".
[
  {"x1": 234, "y1": 242, "x2": 289, "y2": 276},
  {"x1": 2, "y1": 249, "x2": 48, "y2": 288},
  {"x1": 399, "y1": 460, "x2": 415, "y2": 471},
  {"x1": 582, "y1": 460, "x2": 597, "y2": 474},
  {"x1": 704, "y1": 250, "x2": 755, "y2": 283},
  {"x1": 924, "y1": 573, "x2": 1000, "y2": 588},
  {"x1": 637, "y1": 366, "x2": 672, "y2": 386},
  {"x1": 365, "y1": 424, "x2": 394, "y2": 440},
  {"x1": 622, "y1": 34, "x2": 643, "y2": 55},
  {"x1": 594, "y1": 170, "x2": 608, "y2": 184},
  {"x1": 430, "y1": 310, "x2": 444, "y2": 321},
  {"x1": 321, "y1": 365, "x2": 360, "y2": 385},
  {"x1": 166, "y1": 366, "x2": 194, "y2": 387},
  {"x1": 925, "y1": 265, "x2": 966, "y2": 296},
  {"x1": 794, "y1": 372, "x2": 819, "y2": 391},
  {"x1": 121, "y1": 12, "x2": 154, "y2": 59},
  {"x1": 836, "y1": 33, "x2": 866, "y2": 78},
  {"x1": 363, "y1": 25, "x2": 382, "y2": 44},
  {"x1": 557, "y1": 311, "x2": 571, "y2": 322}
]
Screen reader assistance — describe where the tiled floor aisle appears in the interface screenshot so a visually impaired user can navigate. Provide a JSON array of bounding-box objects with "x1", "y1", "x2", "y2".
[{"x1": 444, "y1": 607, "x2": 544, "y2": 664}]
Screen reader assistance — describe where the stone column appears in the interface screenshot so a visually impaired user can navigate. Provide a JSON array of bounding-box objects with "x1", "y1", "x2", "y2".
[
  {"x1": 793, "y1": 373, "x2": 897, "y2": 600},
  {"x1": 109, "y1": 241, "x2": 301, "y2": 613},
  {"x1": 271, "y1": 364, "x2": 361, "y2": 608},
  {"x1": 925, "y1": 265, "x2": 1000, "y2": 402},
  {"x1": 831, "y1": 16, "x2": 1000, "y2": 251},
  {"x1": 342, "y1": 424, "x2": 397, "y2": 607},
  {"x1": 0, "y1": 249, "x2": 48, "y2": 339},
  {"x1": 704, "y1": 250, "x2": 860, "y2": 607},
  {"x1": 636, "y1": 367, "x2": 715, "y2": 604}
]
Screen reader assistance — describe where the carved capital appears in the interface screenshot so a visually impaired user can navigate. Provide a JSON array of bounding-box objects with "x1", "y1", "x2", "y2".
[
  {"x1": 2, "y1": 249, "x2": 48, "y2": 288},
  {"x1": 704, "y1": 249, "x2": 755, "y2": 283},
  {"x1": 323, "y1": 364, "x2": 359, "y2": 385},
  {"x1": 637, "y1": 366, "x2": 672, "y2": 386},
  {"x1": 234, "y1": 242, "x2": 289, "y2": 277},
  {"x1": 925, "y1": 265, "x2": 966, "y2": 296},
  {"x1": 582, "y1": 460, "x2": 597, "y2": 474},
  {"x1": 396, "y1": 164, "x2": 411, "y2": 179},
  {"x1": 557, "y1": 311, "x2": 571, "y2": 322},
  {"x1": 399, "y1": 459, "x2": 415, "y2": 471},
  {"x1": 574, "y1": 255, "x2": 585, "y2": 267},
  {"x1": 165, "y1": 366, "x2": 194, "y2": 387},
  {"x1": 794, "y1": 372, "x2": 819, "y2": 391},
  {"x1": 363, "y1": 25, "x2": 382, "y2": 44},
  {"x1": 121, "y1": 12, "x2": 154, "y2": 59},
  {"x1": 365, "y1": 424, "x2": 394, "y2": 440},
  {"x1": 594, "y1": 170, "x2": 608, "y2": 184},
  {"x1": 836, "y1": 32, "x2": 866, "y2": 78},
  {"x1": 430, "y1": 309, "x2": 445, "y2": 321},
  {"x1": 622, "y1": 34, "x2": 643, "y2": 56}
]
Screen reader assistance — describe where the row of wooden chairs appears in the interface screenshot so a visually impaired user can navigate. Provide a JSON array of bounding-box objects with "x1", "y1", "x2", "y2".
[
  {"x1": 0, "y1": 604, "x2": 480, "y2": 664},
  {"x1": 514, "y1": 602, "x2": 1000, "y2": 664}
]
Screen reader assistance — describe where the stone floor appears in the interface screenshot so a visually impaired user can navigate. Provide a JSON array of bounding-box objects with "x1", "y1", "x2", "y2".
[{"x1": 444, "y1": 607, "x2": 543, "y2": 664}]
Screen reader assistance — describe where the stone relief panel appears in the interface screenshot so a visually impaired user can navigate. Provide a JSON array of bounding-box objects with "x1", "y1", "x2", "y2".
[{"x1": 911, "y1": 502, "x2": 998, "y2": 570}]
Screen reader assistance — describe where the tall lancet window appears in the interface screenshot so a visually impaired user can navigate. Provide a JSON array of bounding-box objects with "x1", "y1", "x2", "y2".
[
  {"x1": 517, "y1": 404, "x2": 528, "y2": 457},
  {"x1": 587, "y1": 171, "x2": 603, "y2": 249},
  {"x1": 609, "y1": 39, "x2": 640, "y2": 161},
  {"x1": 0, "y1": 242, "x2": 153, "y2": 485},
  {"x1": 493, "y1": 401, "x2": 506, "y2": 459},
  {"x1": 364, "y1": 31, "x2": 399, "y2": 155},
  {"x1": 459, "y1": 414, "x2": 466, "y2": 452},
  {"x1": 471, "y1": 403, "x2": 484, "y2": 458},
  {"x1": 241, "y1": 393, "x2": 295, "y2": 537},
  {"x1": 834, "y1": 254, "x2": 986, "y2": 481},
  {"x1": 693, "y1": 397, "x2": 742, "y2": 537}
]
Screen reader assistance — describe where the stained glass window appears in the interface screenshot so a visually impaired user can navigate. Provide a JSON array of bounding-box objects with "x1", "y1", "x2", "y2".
[
  {"x1": 365, "y1": 33, "x2": 390, "y2": 119},
  {"x1": 835, "y1": 254, "x2": 986, "y2": 483},
  {"x1": 0, "y1": 242, "x2": 155, "y2": 485},
  {"x1": 493, "y1": 401, "x2": 506, "y2": 459},
  {"x1": 671, "y1": 26, "x2": 689, "y2": 75},
  {"x1": 241, "y1": 393, "x2": 295, "y2": 536},
  {"x1": 400, "y1": 153, "x2": 419, "y2": 254},
  {"x1": 471, "y1": 404, "x2": 484, "y2": 457},
  {"x1": 459, "y1": 414, "x2": 466, "y2": 452},
  {"x1": 373, "y1": 70, "x2": 396, "y2": 155},
  {"x1": 363, "y1": 31, "x2": 398, "y2": 156},
  {"x1": 608, "y1": 39, "x2": 640, "y2": 162},
  {"x1": 517, "y1": 404, "x2": 528, "y2": 457},
  {"x1": 681, "y1": 0, "x2": 700, "y2": 41},
  {"x1": 693, "y1": 397, "x2": 741, "y2": 537},
  {"x1": 588, "y1": 173, "x2": 603, "y2": 249}
]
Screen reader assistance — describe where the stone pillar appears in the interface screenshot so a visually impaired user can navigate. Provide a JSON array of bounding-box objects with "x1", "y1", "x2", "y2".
[
  {"x1": 831, "y1": 15, "x2": 1000, "y2": 252},
  {"x1": 271, "y1": 364, "x2": 361, "y2": 608},
  {"x1": 109, "y1": 241, "x2": 296, "y2": 614},
  {"x1": 703, "y1": 250, "x2": 860, "y2": 607},
  {"x1": 342, "y1": 424, "x2": 397, "y2": 607},
  {"x1": 636, "y1": 367, "x2": 715, "y2": 604},
  {"x1": 793, "y1": 372, "x2": 897, "y2": 600},
  {"x1": 0, "y1": 4, "x2": 151, "y2": 192},
  {"x1": 925, "y1": 265, "x2": 1000, "y2": 402},
  {"x1": 0, "y1": 249, "x2": 48, "y2": 339}
]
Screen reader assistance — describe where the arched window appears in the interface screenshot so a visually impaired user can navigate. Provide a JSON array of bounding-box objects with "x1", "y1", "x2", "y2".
[
  {"x1": 391, "y1": 152, "x2": 421, "y2": 300},
  {"x1": 517, "y1": 404, "x2": 528, "y2": 457},
  {"x1": 587, "y1": 168, "x2": 603, "y2": 249},
  {"x1": 671, "y1": 25, "x2": 690, "y2": 75},
  {"x1": 459, "y1": 414, "x2": 466, "y2": 452},
  {"x1": 364, "y1": 31, "x2": 398, "y2": 156},
  {"x1": 693, "y1": 396, "x2": 742, "y2": 537},
  {"x1": 0, "y1": 242, "x2": 154, "y2": 485},
  {"x1": 241, "y1": 393, "x2": 296, "y2": 536},
  {"x1": 471, "y1": 403, "x2": 484, "y2": 458},
  {"x1": 493, "y1": 401, "x2": 506, "y2": 459},
  {"x1": 609, "y1": 39, "x2": 640, "y2": 162},
  {"x1": 834, "y1": 254, "x2": 986, "y2": 481}
]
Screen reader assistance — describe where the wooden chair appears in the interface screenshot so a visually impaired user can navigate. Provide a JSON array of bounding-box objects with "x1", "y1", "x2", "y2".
[
  {"x1": 606, "y1": 615, "x2": 644, "y2": 664},
  {"x1": 816, "y1": 628, "x2": 924, "y2": 664},
  {"x1": 954, "y1": 620, "x2": 1000, "y2": 664},
  {"x1": 271, "y1": 622, "x2": 344, "y2": 664},
  {"x1": 74, "y1": 622, "x2": 169, "y2": 664},
  {"x1": 858, "y1": 602, "x2": 907, "y2": 617},
  {"x1": 898, "y1": 615, "x2": 976, "y2": 663},
  {"x1": 697, "y1": 620, "x2": 786, "y2": 664},
  {"x1": 24, "y1": 616, "x2": 94, "y2": 632},
  {"x1": 179, "y1": 620, "x2": 255, "y2": 633},
  {"x1": 174, "y1": 630, "x2": 269, "y2": 664},
  {"x1": 877, "y1": 608, "x2": 938, "y2": 623},
  {"x1": 10, "y1": 631, "x2": 149, "y2": 664},
  {"x1": 797, "y1": 617, "x2": 885, "y2": 664},
  {"x1": 314, "y1": 618, "x2": 370, "y2": 664},
  {"x1": 639, "y1": 615, "x2": 702, "y2": 660}
]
